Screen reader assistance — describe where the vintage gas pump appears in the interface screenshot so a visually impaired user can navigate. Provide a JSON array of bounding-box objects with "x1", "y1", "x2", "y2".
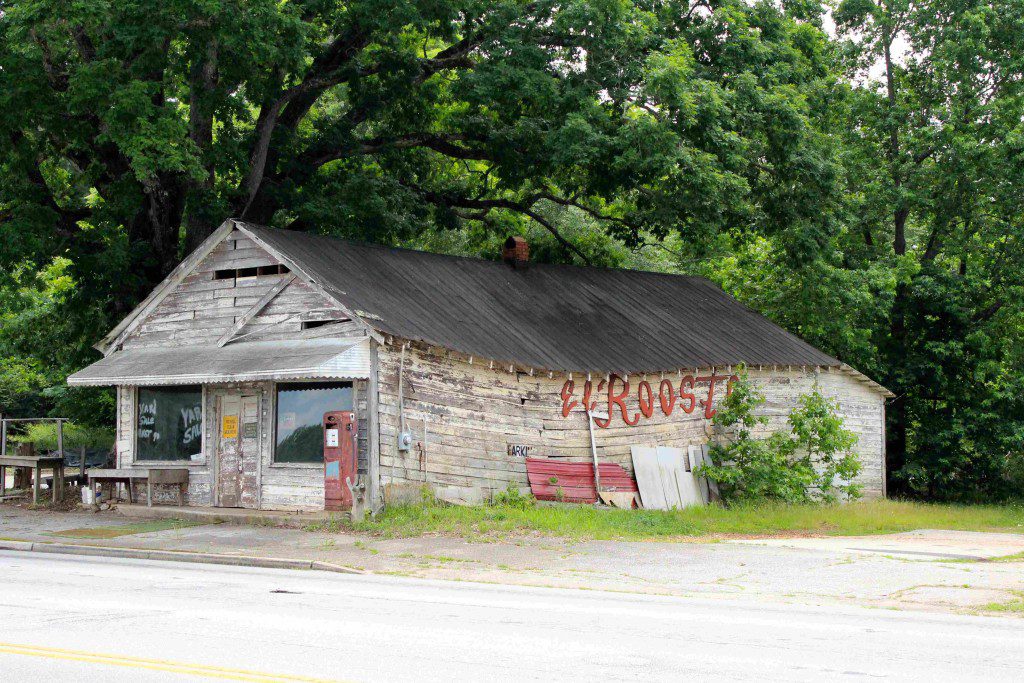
[{"x1": 323, "y1": 411, "x2": 357, "y2": 511}]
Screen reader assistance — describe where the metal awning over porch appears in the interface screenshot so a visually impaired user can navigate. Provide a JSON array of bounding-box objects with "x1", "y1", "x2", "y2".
[{"x1": 67, "y1": 338, "x2": 371, "y2": 386}]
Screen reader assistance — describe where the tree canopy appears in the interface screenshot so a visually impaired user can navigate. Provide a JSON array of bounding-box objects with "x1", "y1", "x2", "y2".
[{"x1": 1, "y1": 0, "x2": 1022, "y2": 500}]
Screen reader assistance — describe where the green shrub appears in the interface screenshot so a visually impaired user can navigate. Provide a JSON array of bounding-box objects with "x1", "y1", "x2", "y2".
[
  {"x1": 492, "y1": 482, "x2": 535, "y2": 509},
  {"x1": 696, "y1": 369, "x2": 861, "y2": 504},
  {"x1": 7, "y1": 421, "x2": 114, "y2": 451}
]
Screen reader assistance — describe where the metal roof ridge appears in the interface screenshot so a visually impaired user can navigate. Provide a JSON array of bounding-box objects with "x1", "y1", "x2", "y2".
[{"x1": 240, "y1": 222, "x2": 711, "y2": 282}]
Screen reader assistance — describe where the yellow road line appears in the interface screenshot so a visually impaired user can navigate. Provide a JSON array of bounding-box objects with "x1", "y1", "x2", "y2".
[{"x1": 0, "y1": 642, "x2": 344, "y2": 682}]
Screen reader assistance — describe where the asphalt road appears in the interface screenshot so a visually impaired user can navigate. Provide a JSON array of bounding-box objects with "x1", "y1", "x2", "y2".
[{"x1": 1, "y1": 551, "x2": 1022, "y2": 682}]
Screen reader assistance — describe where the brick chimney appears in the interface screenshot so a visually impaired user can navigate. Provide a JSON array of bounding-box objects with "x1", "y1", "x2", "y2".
[{"x1": 502, "y1": 236, "x2": 529, "y2": 268}]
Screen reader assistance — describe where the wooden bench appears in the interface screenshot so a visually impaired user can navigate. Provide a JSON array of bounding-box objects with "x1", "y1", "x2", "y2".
[{"x1": 88, "y1": 467, "x2": 189, "y2": 506}]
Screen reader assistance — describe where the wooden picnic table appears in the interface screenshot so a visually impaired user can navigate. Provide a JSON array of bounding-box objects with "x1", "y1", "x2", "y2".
[
  {"x1": 0, "y1": 455, "x2": 65, "y2": 504},
  {"x1": 88, "y1": 467, "x2": 189, "y2": 507}
]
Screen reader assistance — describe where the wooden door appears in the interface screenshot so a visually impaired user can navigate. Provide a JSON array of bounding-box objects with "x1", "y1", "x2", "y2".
[{"x1": 216, "y1": 393, "x2": 259, "y2": 508}]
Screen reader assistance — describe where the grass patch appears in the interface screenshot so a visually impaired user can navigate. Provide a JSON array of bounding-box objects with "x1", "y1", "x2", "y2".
[
  {"x1": 981, "y1": 591, "x2": 1024, "y2": 614},
  {"x1": 303, "y1": 515, "x2": 345, "y2": 533},
  {"x1": 353, "y1": 540, "x2": 379, "y2": 554},
  {"x1": 987, "y1": 550, "x2": 1024, "y2": 563},
  {"x1": 49, "y1": 518, "x2": 205, "y2": 539},
  {"x1": 418, "y1": 554, "x2": 476, "y2": 564},
  {"x1": 352, "y1": 499, "x2": 1024, "y2": 542}
]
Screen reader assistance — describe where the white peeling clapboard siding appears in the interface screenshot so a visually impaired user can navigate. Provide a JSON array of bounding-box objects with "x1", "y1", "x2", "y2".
[
  {"x1": 233, "y1": 279, "x2": 356, "y2": 343},
  {"x1": 121, "y1": 233, "x2": 363, "y2": 351},
  {"x1": 107, "y1": 230, "x2": 375, "y2": 511},
  {"x1": 375, "y1": 343, "x2": 885, "y2": 504},
  {"x1": 122, "y1": 235, "x2": 283, "y2": 349}
]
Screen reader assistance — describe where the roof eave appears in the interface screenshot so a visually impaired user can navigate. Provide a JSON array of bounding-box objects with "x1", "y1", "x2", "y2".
[{"x1": 380, "y1": 335, "x2": 894, "y2": 399}]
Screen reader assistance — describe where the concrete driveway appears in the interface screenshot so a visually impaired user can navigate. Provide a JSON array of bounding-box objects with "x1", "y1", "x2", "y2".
[
  {"x1": 729, "y1": 528, "x2": 1024, "y2": 560},
  {"x1": 2, "y1": 505, "x2": 1022, "y2": 616}
]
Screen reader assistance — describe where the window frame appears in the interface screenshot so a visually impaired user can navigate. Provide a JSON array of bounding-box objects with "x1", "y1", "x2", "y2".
[
  {"x1": 132, "y1": 385, "x2": 206, "y2": 466},
  {"x1": 271, "y1": 380, "x2": 355, "y2": 468}
]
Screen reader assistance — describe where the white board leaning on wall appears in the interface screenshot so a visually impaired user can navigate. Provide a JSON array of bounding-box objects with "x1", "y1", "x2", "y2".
[{"x1": 631, "y1": 445, "x2": 716, "y2": 510}]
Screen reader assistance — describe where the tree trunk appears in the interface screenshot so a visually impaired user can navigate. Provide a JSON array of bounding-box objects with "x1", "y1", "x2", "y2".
[
  {"x1": 183, "y1": 38, "x2": 220, "y2": 254},
  {"x1": 116, "y1": 175, "x2": 188, "y2": 315},
  {"x1": 881, "y1": 21, "x2": 910, "y2": 496},
  {"x1": 886, "y1": 392, "x2": 907, "y2": 496},
  {"x1": 885, "y1": 277, "x2": 909, "y2": 496},
  {"x1": 239, "y1": 178, "x2": 280, "y2": 225}
]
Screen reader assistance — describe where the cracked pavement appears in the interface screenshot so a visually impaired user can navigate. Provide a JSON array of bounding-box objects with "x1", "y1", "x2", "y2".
[{"x1": 3, "y1": 505, "x2": 1022, "y2": 616}]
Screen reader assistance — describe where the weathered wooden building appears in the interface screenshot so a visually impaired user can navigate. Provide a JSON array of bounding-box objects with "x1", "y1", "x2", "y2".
[{"x1": 68, "y1": 219, "x2": 891, "y2": 510}]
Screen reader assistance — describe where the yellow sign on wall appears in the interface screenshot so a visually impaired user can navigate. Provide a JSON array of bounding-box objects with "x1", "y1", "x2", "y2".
[{"x1": 222, "y1": 415, "x2": 239, "y2": 439}]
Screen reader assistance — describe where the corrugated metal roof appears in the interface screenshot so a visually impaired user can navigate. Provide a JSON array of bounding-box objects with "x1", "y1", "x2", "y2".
[
  {"x1": 239, "y1": 223, "x2": 842, "y2": 375},
  {"x1": 68, "y1": 339, "x2": 371, "y2": 386}
]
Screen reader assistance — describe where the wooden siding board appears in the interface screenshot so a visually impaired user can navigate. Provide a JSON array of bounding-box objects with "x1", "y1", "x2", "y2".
[
  {"x1": 120, "y1": 232, "x2": 358, "y2": 353},
  {"x1": 375, "y1": 343, "x2": 886, "y2": 504}
]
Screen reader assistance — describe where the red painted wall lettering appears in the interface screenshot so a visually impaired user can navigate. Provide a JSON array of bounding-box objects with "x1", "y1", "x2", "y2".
[
  {"x1": 559, "y1": 371, "x2": 741, "y2": 428},
  {"x1": 560, "y1": 380, "x2": 578, "y2": 418},
  {"x1": 679, "y1": 375, "x2": 696, "y2": 413},
  {"x1": 637, "y1": 381, "x2": 655, "y2": 418},
  {"x1": 606, "y1": 375, "x2": 639, "y2": 427},
  {"x1": 658, "y1": 379, "x2": 676, "y2": 415}
]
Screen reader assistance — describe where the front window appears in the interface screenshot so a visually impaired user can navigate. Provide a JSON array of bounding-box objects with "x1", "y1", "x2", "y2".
[
  {"x1": 136, "y1": 386, "x2": 203, "y2": 461},
  {"x1": 275, "y1": 382, "x2": 353, "y2": 463}
]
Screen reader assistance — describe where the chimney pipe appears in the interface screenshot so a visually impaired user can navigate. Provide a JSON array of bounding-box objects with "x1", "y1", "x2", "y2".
[{"x1": 502, "y1": 236, "x2": 529, "y2": 268}]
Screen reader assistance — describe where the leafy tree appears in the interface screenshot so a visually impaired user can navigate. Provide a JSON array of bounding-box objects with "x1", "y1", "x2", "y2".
[
  {"x1": 8, "y1": 421, "x2": 115, "y2": 451},
  {"x1": 3, "y1": 0, "x2": 1021, "y2": 503},
  {"x1": 692, "y1": 0, "x2": 1024, "y2": 501},
  {"x1": 829, "y1": 0, "x2": 1024, "y2": 498},
  {"x1": 2, "y1": 0, "x2": 840, "y2": 278},
  {"x1": 1, "y1": 0, "x2": 843, "y2": 422},
  {"x1": 0, "y1": 258, "x2": 115, "y2": 423}
]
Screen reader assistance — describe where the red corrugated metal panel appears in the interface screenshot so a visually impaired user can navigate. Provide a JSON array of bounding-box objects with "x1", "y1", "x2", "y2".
[{"x1": 526, "y1": 458, "x2": 638, "y2": 504}]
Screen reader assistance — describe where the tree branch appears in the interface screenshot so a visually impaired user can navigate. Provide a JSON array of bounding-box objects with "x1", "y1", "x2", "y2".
[
  {"x1": 241, "y1": 23, "x2": 491, "y2": 220},
  {"x1": 399, "y1": 181, "x2": 592, "y2": 264},
  {"x1": 973, "y1": 301, "x2": 1003, "y2": 323},
  {"x1": 30, "y1": 29, "x2": 68, "y2": 91},
  {"x1": 309, "y1": 133, "x2": 491, "y2": 168},
  {"x1": 240, "y1": 30, "x2": 373, "y2": 213},
  {"x1": 536, "y1": 193, "x2": 640, "y2": 234},
  {"x1": 70, "y1": 25, "x2": 96, "y2": 62},
  {"x1": 9, "y1": 131, "x2": 90, "y2": 238}
]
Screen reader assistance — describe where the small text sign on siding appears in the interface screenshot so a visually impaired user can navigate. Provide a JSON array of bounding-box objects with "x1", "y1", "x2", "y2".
[{"x1": 508, "y1": 444, "x2": 531, "y2": 458}]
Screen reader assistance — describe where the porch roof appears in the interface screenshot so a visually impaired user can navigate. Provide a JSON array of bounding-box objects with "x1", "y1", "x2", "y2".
[{"x1": 67, "y1": 338, "x2": 371, "y2": 386}]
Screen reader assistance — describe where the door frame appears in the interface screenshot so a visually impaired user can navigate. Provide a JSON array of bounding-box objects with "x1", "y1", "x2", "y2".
[{"x1": 212, "y1": 386, "x2": 264, "y2": 509}]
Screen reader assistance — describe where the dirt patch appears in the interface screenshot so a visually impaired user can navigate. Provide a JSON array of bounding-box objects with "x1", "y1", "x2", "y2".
[
  {"x1": 891, "y1": 584, "x2": 1012, "y2": 609},
  {"x1": 4, "y1": 490, "x2": 84, "y2": 513},
  {"x1": 48, "y1": 519, "x2": 206, "y2": 539}
]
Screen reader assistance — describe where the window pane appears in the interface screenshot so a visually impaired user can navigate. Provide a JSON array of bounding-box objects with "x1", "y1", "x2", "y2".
[
  {"x1": 275, "y1": 382, "x2": 352, "y2": 463},
  {"x1": 137, "y1": 386, "x2": 203, "y2": 461}
]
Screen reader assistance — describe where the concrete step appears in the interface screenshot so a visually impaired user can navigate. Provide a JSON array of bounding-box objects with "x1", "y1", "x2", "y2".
[{"x1": 116, "y1": 503, "x2": 348, "y2": 528}]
